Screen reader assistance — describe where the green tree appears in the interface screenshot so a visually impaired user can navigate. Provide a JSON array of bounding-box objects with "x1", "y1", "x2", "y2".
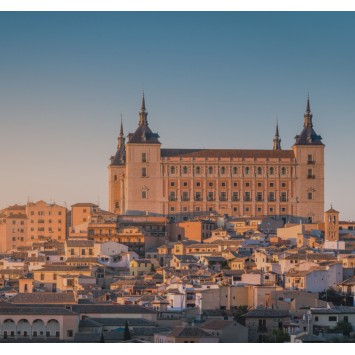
[
  {"x1": 264, "y1": 329, "x2": 290, "y2": 343},
  {"x1": 232, "y1": 305, "x2": 250, "y2": 325},
  {"x1": 124, "y1": 320, "x2": 132, "y2": 341},
  {"x1": 333, "y1": 320, "x2": 353, "y2": 337}
]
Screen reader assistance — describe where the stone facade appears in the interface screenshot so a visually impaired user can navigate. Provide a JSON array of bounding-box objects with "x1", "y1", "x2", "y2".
[{"x1": 109, "y1": 96, "x2": 324, "y2": 222}]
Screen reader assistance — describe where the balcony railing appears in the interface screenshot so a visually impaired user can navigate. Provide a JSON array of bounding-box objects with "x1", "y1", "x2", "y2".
[
  {"x1": 207, "y1": 197, "x2": 215, "y2": 201},
  {"x1": 231, "y1": 196, "x2": 239, "y2": 201},
  {"x1": 280, "y1": 197, "x2": 288, "y2": 202},
  {"x1": 268, "y1": 197, "x2": 275, "y2": 202},
  {"x1": 307, "y1": 175, "x2": 316, "y2": 179},
  {"x1": 244, "y1": 197, "x2": 251, "y2": 202},
  {"x1": 194, "y1": 197, "x2": 203, "y2": 201},
  {"x1": 181, "y1": 196, "x2": 190, "y2": 201},
  {"x1": 256, "y1": 198, "x2": 264, "y2": 202},
  {"x1": 169, "y1": 197, "x2": 177, "y2": 201},
  {"x1": 220, "y1": 196, "x2": 228, "y2": 201},
  {"x1": 307, "y1": 160, "x2": 316, "y2": 165}
]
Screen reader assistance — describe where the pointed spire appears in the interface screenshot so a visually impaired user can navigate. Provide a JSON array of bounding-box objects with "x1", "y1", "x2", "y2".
[
  {"x1": 117, "y1": 114, "x2": 125, "y2": 149},
  {"x1": 141, "y1": 92, "x2": 146, "y2": 112},
  {"x1": 275, "y1": 119, "x2": 279, "y2": 137},
  {"x1": 139, "y1": 92, "x2": 148, "y2": 126},
  {"x1": 304, "y1": 94, "x2": 313, "y2": 128},
  {"x1": 306, "y1": 94, "x2": 311, "y2": 113},
  {"x1": 120, "y1": 114, "x2": 124, "y2": 137},
  {"x1": 273, "y1": 119, "x2": 281, "y2": 150}
]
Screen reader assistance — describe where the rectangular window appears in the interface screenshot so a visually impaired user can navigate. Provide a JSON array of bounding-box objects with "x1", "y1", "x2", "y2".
[
  {"x1": 308, "y1": 192, "x2": 313, "y2": 200},
  {"x1": 142, "y1": 153, "x2": 147, "y2": 163},
  {"x1": 329, "y1": 316, "x2": 337, "y2": 322},
  {"x1": 196, "y1": 182, "x2": 201, "y2": 187},
  {"x1": 142, "y1": 191, "x2": 147, "y2": 199},
  {"x1": 142, "y1": 167, "x2": 147, "y2": 177}
]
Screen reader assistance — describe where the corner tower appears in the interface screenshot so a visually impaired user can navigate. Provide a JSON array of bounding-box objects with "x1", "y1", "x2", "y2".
[
  {"x1": 124, "y1": 94, "x2": 163, "y2": 215},
  {"x1": 109, "y1": 115, "x2": 126, "y2": 214},
  {"x1": 292, "y1": 96, "x2": 325, "y2": 222}
]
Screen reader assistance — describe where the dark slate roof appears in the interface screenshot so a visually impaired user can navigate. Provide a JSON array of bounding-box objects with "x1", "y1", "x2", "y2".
[
  {"x1": 74, "y1": 333, "x2": 103, "y2": 343},
  {"x1": 132, "y1": 326, "x2": 172, "y2": 336},
  {"x1": 9, "y1": 292, "x2": 76, "y2": 304},
  {"x1": 71, "y1": 203, "x2": 99, "y2": 207},
  {"x1": 0, "y1": 306, "x2": 77, "y2": 316},
  {"x1": 79, "y1": 318, "x2": 103, "y2": 328},
  {"x1": 297, "y1": 333, "x2": 326, "y2": 343},
  {"x1": 161, "y1": 149, "x2": 295, "y2": 159},
  {"x1": 66, "y1": 240, "x2": 94, "y2": 247},
  {"x1": 71, "y1": 304, "x2": 157, "y2": 315},
  {"x1": 294, "y1": 127, "x2": 323, "y2": 146},
  {"x1": 110, "y1": 146, "x2": 126, "y2": 166},
  {"x1": 128, "y1": 124, "x2": 160, "y2": 144},
  {"x1": 243, "y1": 309, "x2": 290, "y2": 318},
  {"x1": 171, "y1": 326, "x2": 217, "y2": 338},
  {"x1": 90, "y1": 317, "x2": 157, "y2": 327}
]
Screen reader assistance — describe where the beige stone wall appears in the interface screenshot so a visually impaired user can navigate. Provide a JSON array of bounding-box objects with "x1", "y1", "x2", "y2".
[
  {"x1": 26, "y1": 201, "x2": 66, "y2": 242},
  {"x1": 125, "y1": 142, "x2": 164, "y2": 215},
  {"x1": 162, "y1": 156, "x2": 297, "y2": 218},
  {"x1": 293, "y1": 145, "x2": 324, "y2": 222}
]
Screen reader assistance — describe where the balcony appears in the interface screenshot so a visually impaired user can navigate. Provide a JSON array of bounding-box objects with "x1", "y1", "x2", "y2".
[
  {"x1": 207, "y1": 197, "x2": 215, "y2": 202},
  {"x1": 181, "y1": 196, "x2": 190, "y2": 201},
  {"x1": 268, "y1": 197, "x2": 275, "y2": 202},
  {"x1": 194, "y1": 197, "x2": 203, "y2": 202},
  {"x1": 307, "y1": 175, "x2": 316, "y2": 179},
  {"x1": 169, "y1": 196, "x2": 177, "y2": 201},
  {"x1": 256, "y1": 198, "x2": 264, "y2": 202},
  {"x1": 231, "y1": 197, "x2": 239, "y2": 201},
  {"x1": 307, "y1": 160, "x2": 316, "y2": 165},
  {"x1": 280, "y1": 198, "x2": 288, "y2": 202},
  {"x1": 244, "y1": 197, "x2": 251, "y2": 202},
  {"x1": 219, "y1": 196, "x2": 228, "y2": 201}
]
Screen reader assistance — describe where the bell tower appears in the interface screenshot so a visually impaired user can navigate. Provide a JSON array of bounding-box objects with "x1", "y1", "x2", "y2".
[
  {"x1": 324, "y1": 205, "x2": 339, "y2": 241},
  {"x1": 293, "y1": 96, "x2": 325, "y2": 223}
]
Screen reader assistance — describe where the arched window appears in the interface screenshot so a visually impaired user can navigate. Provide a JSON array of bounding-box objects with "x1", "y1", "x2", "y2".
[
  {"x1": 221, "y1": 166, "x2": 226, "y2": 174},
  {"x1": 269, "y1": 167, "x2": 274, "y2": 175},
  {"x1": 170, "y1": 166, "x2": 175, "y2": 174},
  {"x1": 233, "y1": 166, "x2": 238, "y2": 174},
  {"x1": 257, "y1": 167, "x2": 262, "y2": 175},
  {"x1": 245, "y1": 167, "x2": 250, "y2": 175},
  {"x1": 208, "y1": 166, "x2": 213, "y2": 174},
  {"x1": 196, "y1": 166, "x2": 201, "y2": 174},
  {"x1": 281, "y1": 167, "x2": 286, "y2": 175},
  {"x1": 183, "y1": 166, "x2": 188, "y2": 174}
]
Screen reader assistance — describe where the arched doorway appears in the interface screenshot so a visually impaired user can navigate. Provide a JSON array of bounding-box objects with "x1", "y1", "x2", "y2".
[
  {"x1": 46, "y1": 319, "x2": 60, "y2": 338},
  {"x1": 3, "y1": 319, "x2": 16, "y2": 338},
  {"x1": 32, "y1": 319, "x2": 46, "y2": 338},
  {"x1": 17, "y1": 319, "x2": 31, "y2": 338}
]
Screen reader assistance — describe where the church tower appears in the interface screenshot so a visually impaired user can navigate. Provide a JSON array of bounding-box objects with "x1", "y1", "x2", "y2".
[
  {"x1": 124, "y1": 94, "x2": 163, "y2": 215},
  {"x1": 293, "y1": 96, "x2": 325, "y2": 222},
  {"x1": 273, "y1": 121, "x2": 281, "y2": 150},
  {"x1": 108, "y1": 115, "x2": 126, "y2": 214},
  {"x1": 324, "y1": 205, "x2": 339, "y2": 241}
]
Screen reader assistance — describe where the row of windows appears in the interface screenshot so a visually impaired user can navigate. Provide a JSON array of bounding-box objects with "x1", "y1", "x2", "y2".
[
  {"x1": 168, "y1": 166, "x2": 291, "y2": 176},
  {"x1": 168, "y1": 191, "x2": 288, "y2": 201},
  {"x1": 30, "y1": 211, "x2": 63, "y2": 216},
  {"x1": 170, "y1": 206, "x2": 288, "y2": 213},
  {"x1": 30, "y1": 219, "x2": 62, "y2": 223},
  {"x1": 30, "y1": 227, "x2": 62, "y2": 232},
  {"x1": 169, "y1": 181, "x2": 288, "y2": 188}
]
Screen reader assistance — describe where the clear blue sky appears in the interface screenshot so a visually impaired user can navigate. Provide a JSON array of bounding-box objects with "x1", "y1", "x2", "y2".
[{"x1": 0, "y1": 12, "x2": 354, "y2": 219}]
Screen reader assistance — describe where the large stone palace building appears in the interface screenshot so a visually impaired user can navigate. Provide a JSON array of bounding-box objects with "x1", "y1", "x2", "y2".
[{"x1": 108, "y1": 95, "x2": 324, "y2": 222}]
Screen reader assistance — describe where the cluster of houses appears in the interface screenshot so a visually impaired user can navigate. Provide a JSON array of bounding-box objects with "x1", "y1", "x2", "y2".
[{"x1": 1, "y1": 202, "x2": 355, "y2": 342}]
